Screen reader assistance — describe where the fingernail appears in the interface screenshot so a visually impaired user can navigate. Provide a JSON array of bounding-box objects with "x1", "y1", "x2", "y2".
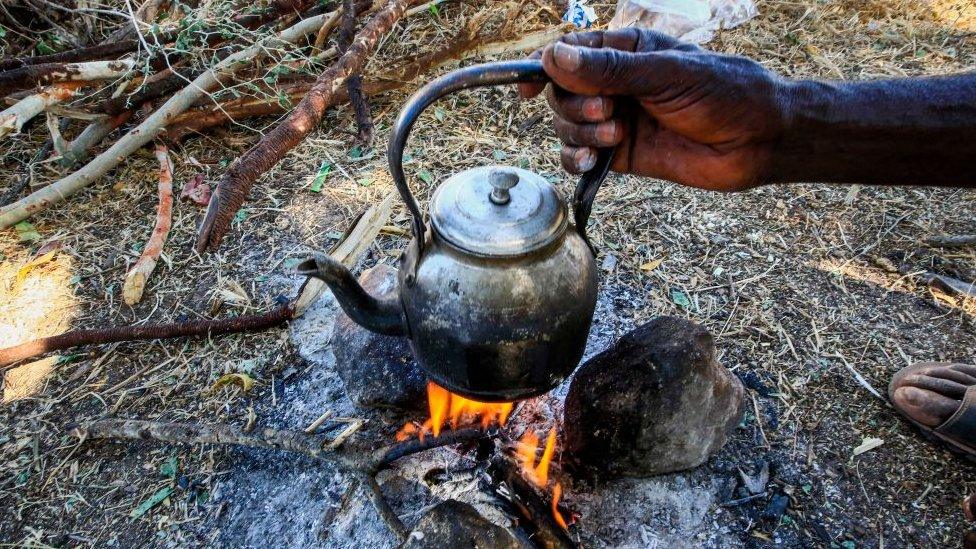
[
  {"x1": 596, "y1": 121, "x2": 619, "y2": 145},
  {"x1": 574, "y1": 148, "x2": 596, "y2": 172},
  {"x1": 583, "y1": 97, "x2": 606, "y2": 120},
  {"x1": 552, "y1": 42, "x2": 581, "y2": 71}
]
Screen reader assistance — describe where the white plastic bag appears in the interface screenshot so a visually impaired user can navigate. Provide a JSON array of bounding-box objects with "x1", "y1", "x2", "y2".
[{"x1": 608, "y1": 0, "x2": 758, "y2": 44}]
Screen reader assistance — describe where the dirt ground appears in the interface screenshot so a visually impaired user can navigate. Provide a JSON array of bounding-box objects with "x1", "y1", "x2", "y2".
[{"x1": 2, "y1": 0, "x2": 975, "y2": 547}]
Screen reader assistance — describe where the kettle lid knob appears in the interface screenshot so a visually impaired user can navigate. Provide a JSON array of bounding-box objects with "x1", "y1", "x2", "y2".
[{"x1": 488, "y1": 170, "x2": 519, "y2": 206}]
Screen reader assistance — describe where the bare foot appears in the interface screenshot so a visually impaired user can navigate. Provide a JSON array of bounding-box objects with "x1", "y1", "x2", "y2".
[{"x1": 890, "y1": 363, "x2": 976, "y2": 427}]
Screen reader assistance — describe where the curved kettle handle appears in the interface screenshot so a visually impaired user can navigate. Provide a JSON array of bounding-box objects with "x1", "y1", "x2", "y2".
[{"x1": 388, "y1": 59, "x2": 614, "y2": 256}]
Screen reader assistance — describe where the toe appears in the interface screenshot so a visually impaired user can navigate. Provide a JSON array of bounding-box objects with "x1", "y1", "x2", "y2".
[
  {"x1": 891, "y1": 386, "x2": 960, "y2": 427},
  {"x1": 926, "y1": 366, "x2": 976, "y2": 386},
  {"x1": 901, "y1": 373, "x2": 969, "y2": 399}
]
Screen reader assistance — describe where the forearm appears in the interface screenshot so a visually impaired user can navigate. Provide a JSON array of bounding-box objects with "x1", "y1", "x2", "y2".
[{"x1": 770, "y1": 73, "x2": 976, "y2": 187}]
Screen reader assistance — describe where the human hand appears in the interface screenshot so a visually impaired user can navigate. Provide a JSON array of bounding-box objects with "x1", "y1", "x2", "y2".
[{"x1": 518, "y1": 28, "x2": 794, "y2": 192}]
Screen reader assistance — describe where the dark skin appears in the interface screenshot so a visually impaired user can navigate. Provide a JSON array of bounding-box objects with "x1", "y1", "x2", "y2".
[{"x1": 518, "y1": 28, "x2": 976, "y2": 428}]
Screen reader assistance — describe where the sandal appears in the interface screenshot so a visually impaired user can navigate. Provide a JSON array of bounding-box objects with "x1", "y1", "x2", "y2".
[{"x1": 888, "y1": 362, "x2": 976, "y2": 461}]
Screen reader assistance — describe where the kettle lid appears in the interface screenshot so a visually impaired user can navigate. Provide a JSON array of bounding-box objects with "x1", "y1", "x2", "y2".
[{"x1": 430, "y1": 165, "x2": 567, "y2": 257}]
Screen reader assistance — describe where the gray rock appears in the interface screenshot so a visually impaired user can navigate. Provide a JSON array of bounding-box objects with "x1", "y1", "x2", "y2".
[
  {"x1": 400, "y1": 500, "x2": 527, "y2": 549},
  {"x1": 332, "y1": 264, "x2": 427, "y2": 411},
  {"x1": 563, "y1": 316, "x2": 744, "y2": 477}
]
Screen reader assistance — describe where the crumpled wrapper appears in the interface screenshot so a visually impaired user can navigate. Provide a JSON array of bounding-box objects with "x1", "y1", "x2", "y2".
[{"x1": 608, "y1": 0, "x2": 758, "y2": 44}]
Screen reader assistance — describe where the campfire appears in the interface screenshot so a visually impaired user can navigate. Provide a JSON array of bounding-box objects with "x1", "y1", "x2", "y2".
[{"x1": 395, "y1": 381, "x2": 575, "y2": 533}]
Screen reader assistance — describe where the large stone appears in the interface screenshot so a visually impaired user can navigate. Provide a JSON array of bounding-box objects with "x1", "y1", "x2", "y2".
[
  {"x1": 400, "y1": 500, "x2": 527, "y2": 549},
  {"x1": 563, "y1": 316, "x2": 744, "y2": 477},
  {"x1": 332, "y1": 264, "x2": 427, "y2": 411}
]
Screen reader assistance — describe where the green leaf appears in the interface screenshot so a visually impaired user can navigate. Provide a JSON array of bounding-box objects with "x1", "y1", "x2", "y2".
[
  {"x1": 417, "y1": 170, "x2": 433, "y2": 184},
  {"x1": 0, "y1": 26, "x2": 7, "y2": 39},
  {"x1": 233, "y1": 209, "x2": 248, "y2": 224},
  {"x1": 130, "y1": 486, "x2": 173, "y2": 519},
  {"x1": 492, "y1": 149, "x2": 508, "y2": 161},
  {"x1": 433, "y1": 107, "x2": 445, "y2": 122},
  {"x1": 519, "y1": 157, "x2": 530, "y2": 169},
  {"x1": 356, "y1": 177, "x2": 372, "y2": 187},
  {"x1": 36, "y1": 39, "x2": 56, "y2": 55},
  {"x1": 14, "y1": 221, "x2": 40, "y2": 242},
  {"x1": 310, "y1": 161, "x2": 331, "y2": 193},
  {"x1": 16, "y1": 470, "x2": 28, "y2": 486},
  {"x1": 670, "y1": 290, "x2": 691, "y2": 308},
  {"x1": 428, "y1": 2, "x2": 440, "y2": 16},
  {"x1": 159, "y1": 455, "x2": 178, "y2": 479},
  {"x1": 348, "y1": 145, "x2": 363, "y2": 159}
]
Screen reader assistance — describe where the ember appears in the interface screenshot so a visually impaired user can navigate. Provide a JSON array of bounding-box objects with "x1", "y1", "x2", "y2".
[{"x1": 396, "y1": 381, "x2": 513, "y2": 440}]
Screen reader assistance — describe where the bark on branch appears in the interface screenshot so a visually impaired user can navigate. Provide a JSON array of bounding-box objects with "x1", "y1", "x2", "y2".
[
  {"x1": 122, "y1": 144, "x2": 174, "y2": 305},
  {"x1": 195, "y1": 0, "x2": 410, "y2": 253},
  {"x1": 0, "y1": 59, "x2": 137, "y2": 97},
  {"x1": 0, "y1": 303, "x2": 295, "y2": 369}
]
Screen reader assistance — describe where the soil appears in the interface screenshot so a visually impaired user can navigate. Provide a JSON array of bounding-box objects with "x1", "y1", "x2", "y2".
[{"x1": 2, "y1": 0, "x2": 975, "y2": 547}]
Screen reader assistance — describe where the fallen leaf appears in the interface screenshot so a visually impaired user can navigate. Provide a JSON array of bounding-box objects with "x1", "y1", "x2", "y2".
[
  {"x1": 670, "y1": 289, "x2": 691, "y2": 308},
  {"x1": 308, "y1": 161, "x2": 331, "y2": 193},
  {"x1": 209, "y1": 373, "x2": 255, "y2": 393},
  {"x1": 16, "y1": 250, "x2": 57, "y2": 285},
  {"x1": 130, "y1": 486, "x2": 173, "y2": 518},
  {"x1": 852, "y1": 437, "x2": 884, "y2": 456},
  {"x1": 180, "y1": 174, "x2": 211, "y2": 206},
  {"x1": 640, "y1": 257, "x2": 664, "y2": 272},
  {"x1": 159, "y1": 455, "x2": 178, "y2": 479},
  {"x1": 14, "y1": 221, "x2": 40, "y2": 243},
  {"x1": 417, "y1": 170, "x2": 433, "y2": 184}
]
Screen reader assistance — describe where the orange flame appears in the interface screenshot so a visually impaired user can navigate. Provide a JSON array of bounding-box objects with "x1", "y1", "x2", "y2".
[
  {"x1": 396, "y1": 381, "x2": 513, "y2": 441},
  {"x1": 516, "y1": 427, "x2": 572, "y2": 530}
]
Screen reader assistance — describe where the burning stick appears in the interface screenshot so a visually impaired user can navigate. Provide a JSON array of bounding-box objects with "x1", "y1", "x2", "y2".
[
  {"x1": 122, "y1": 144, "x2": 174, "y2": 305},
  {"x1": 489, "y1": 453, "x2": 578, "y2": 549}
]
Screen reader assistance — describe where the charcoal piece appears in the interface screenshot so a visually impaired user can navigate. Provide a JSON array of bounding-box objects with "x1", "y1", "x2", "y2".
[
  {"x1": 400, "y1": 500, "x2": 527, "y2": 549},
  {"x1": 332, "y1": 264, "x2": 426, "y2": 411},
  {"x1": 564, "y1": 316, "x2": 745, "y2": 476}
]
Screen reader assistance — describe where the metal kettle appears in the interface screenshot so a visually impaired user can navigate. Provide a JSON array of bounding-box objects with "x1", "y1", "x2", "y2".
[{"x1": 298, "y1": 59, "x2": 612, "y2": 402}]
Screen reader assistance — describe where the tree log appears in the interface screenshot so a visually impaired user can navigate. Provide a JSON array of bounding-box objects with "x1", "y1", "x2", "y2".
[{"x1": 195, "y1": 0, "x2": 410, "y2": 252}]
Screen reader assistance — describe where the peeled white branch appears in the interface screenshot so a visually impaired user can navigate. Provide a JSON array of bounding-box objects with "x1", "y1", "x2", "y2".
[
  {"x1": 0, "y1": 11, "x2": 333, "y2": 229},
  {"x1": 0, "y1": 84, "x2": 78, "y2": 139},
  {"x1": 122, "y1": 144, "x2": 174, "y2": 306}
]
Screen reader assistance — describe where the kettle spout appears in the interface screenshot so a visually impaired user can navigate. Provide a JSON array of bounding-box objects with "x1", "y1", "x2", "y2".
[{"x1": 296, "y1": 253, "x2": 406, "y2": 336}]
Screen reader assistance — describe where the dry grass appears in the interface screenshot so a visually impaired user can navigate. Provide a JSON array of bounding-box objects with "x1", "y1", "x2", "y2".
[{"x1": 1, "y1": 0, "x2": 975, "y2": 546}]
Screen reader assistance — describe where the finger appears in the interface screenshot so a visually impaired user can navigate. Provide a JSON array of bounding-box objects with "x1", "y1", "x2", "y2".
[
  {"x1": 926, "y1": 366, "x2": 976, "y2": 386},
  {"x1": 546, "y1": 86, "x2": 614, "y2": 123},
  {"x1": 560, "y1": 28, "x2": 685, "y2": 53},
  {"x1": 516, "y1": 48, "x2": 546, "y2": 98},
  {"x1": 553, "y1": 116, "x2": 623, "y2": 147},
  {"x1": 542, "y1": 41, "x2": 685, "y2": 97},
  {"x1": 560, "y1": 145, "x2": 597, "y2": 174}
]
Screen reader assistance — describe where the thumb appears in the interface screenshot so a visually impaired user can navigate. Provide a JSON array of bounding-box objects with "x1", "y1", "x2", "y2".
[{"x1": 542, "y1": 41, "x2": 679, "y2": 97}]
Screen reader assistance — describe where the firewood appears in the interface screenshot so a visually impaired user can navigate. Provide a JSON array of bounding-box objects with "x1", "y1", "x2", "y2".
[
  {"x1": 0, "y1": 83, "x2": 80, "y2": 139},
  {"x1": 338, "y1": 0, "x2": 375, "y2": 146},
  {"x1": 195, "y1": 0, "x2": 410, "y2": 253},
  {"x1": 0, "y1": 303, "x2": 296, "y2": 370},
  {"x1": 122, "y1": 144, "x2": 174, "y2": 306},
  {"x1": 0, "y1": 59, "x2": 137, "y2": 97},
  {"x1": 0, "y1": 10, "x2": 336, "y2": 229}
]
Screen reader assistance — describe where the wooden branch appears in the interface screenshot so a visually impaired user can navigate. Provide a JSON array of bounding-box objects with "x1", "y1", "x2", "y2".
[
  {"x1": 0, "y1": 41, "x2": 143, "y2": 72},
  {"x1": 925, "y1": 234, "x2": 976, "y2": 248},
  {"x1": 0, "y1": 59, "x2": 137, "y2": 97},
  {"x1": 0, "y1": 11, "x2": 335, "y2": 229},
  {"x1": 195, "y1": 0, "x2": 410, "y2": 253},
  {"x1": 122, "y1": 144, "x2": 174, "y2": 305},
  {"x1": 338, "y1": 0, "x2": 374, "y2": 146},
  {"x1": 161, "y1": 24, "x2": 569, "y2": 141},
  {"x1": 60, "y1": 109, "x2": 134, "y2": 167},
  {"x1": 0, "y1": 83, "x2": 79, "y2": 139},
  {"x1": 488, "y1": 453, "x2": 578, "y2": 549},
  {"x1": 0, "y1": 303, "x2": 295, "y2": 369}
]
